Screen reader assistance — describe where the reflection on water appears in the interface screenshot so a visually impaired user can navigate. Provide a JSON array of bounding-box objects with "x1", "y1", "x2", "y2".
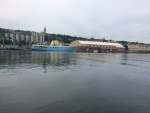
[
  {"x1": 0, "y1": 51, "x2": 78, "y2": 72},
  {"x1": 0, "y1": 51, "x2": 150, "y2": 113},
  {"x1": 1, "y1": 51, "x2": 150, "y2": 70}
]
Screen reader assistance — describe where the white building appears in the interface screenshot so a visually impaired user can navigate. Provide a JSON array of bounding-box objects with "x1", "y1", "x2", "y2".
[{"x1": 5, "y1": 29, "x2": 45, "y2": 44}]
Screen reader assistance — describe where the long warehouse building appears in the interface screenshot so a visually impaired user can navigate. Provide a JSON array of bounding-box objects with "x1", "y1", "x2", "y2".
[{"x1": 70, "y1": 40, "x2": 125, "y2": 52}]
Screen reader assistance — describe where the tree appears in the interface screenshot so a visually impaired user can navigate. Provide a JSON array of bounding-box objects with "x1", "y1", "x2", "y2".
[{"x1": 19, "y1": 40, "x2": 27, "y2": 46}]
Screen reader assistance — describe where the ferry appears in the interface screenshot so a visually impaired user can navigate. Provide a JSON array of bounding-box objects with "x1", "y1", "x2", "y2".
[{"x1": 31, "y1": 40, "x2": 76, "y2": 52}]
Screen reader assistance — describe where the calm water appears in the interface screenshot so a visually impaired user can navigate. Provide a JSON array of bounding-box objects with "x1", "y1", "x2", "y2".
[{"x1": 0, "y1": 51, "x2": 150, "y2": 113}]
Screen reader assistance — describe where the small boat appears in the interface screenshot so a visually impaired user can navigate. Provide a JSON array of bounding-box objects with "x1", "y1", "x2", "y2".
[{"x1": 31, "y1": 40, "x2": 76, "y2": 52}]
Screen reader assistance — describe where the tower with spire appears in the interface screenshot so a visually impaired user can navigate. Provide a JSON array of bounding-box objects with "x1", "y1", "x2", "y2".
[
  {"x1": 44, "y1": 26, "x2": 46, "y2": 34},
  {"x1": 42, "y1": 26, "x2": 46, "y2": 43}
]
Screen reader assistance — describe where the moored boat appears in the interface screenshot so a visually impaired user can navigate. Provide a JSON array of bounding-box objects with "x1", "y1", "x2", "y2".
[{"x1": 31, "y1": 40, "x2": 76, "y2": 52}]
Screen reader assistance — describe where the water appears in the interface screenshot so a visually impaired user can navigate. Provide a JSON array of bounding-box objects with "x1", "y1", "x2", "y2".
[{"x1": 0, "y1": 51, "x2": 150, "y2": 113}]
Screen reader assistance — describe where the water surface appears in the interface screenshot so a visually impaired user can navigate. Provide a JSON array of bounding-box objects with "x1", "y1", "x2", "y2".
[{"x1": 0, "y1": 51, "x2": 150, "y2": 113}]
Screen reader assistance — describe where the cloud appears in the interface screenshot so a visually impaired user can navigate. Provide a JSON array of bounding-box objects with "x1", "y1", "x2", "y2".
[{"x1": 0, "y1": 0, "x2": 150, "y2": 43}]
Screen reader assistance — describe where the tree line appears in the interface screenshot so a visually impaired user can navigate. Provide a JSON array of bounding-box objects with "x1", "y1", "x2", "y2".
[{"x1": 45, "y1": 34, "x2": 86, "y2": 43}]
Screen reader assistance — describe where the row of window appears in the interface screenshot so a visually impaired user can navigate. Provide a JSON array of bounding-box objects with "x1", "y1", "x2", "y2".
[
  {"x1": 88, "y1": 45, "x2": 116, "y2": 48},
  {"x1": 34, "y1": 46, "x2": 60, "y2": 48},
  {"x1": 130, "y1": 48, "x2": 150, "y2": 50},
  {"x1": 129, "y1": 46, "x2": 150, "y2": 48}
]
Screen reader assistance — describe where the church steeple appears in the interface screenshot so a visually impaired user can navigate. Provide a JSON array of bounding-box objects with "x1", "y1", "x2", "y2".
[{"x1": 44, "y1": 26, "x2": 46, "y2": 34}]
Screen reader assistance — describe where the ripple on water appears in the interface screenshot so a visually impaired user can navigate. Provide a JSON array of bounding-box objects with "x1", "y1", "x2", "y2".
[{"x1": 0, "y1": 51, "x2": 150, "y2": 113}]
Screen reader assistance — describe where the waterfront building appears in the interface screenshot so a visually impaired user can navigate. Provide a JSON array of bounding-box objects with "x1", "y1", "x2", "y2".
[
  {"x1": 70, "y1": 40, "x2": 125, "y2": 52},
  {"x1": 5, "y1": 28, "x2": 45, "y2": 44},
  {"x1": 127, "y1": 44, "x2": 150, "y2": 52}
]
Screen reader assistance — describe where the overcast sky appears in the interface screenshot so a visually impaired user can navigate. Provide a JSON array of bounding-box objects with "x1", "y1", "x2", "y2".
[{"x1": 0, "y1": 0, "x2": 150, "y2": 43}]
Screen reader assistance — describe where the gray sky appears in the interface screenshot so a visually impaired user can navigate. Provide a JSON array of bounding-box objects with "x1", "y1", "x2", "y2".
[{"x1": 0, "y1": 0, "x2": 150, "y2": 43}]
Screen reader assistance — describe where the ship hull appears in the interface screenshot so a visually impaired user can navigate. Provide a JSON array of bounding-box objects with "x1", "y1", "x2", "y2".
[{"x1": 32, "y1": 46, "x2": 76, "y2": 52}]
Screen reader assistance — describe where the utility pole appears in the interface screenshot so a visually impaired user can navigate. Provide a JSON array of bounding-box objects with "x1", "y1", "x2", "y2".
[
  {"x1": 0, "y1": 29, "x2": 5, "y2": 46},
  {"x1": 3, "y1": 39, "x2": 4, "y2": 46},
  {"x1": 18, "y1": 38, "x2": 19, "y2": 46}
]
